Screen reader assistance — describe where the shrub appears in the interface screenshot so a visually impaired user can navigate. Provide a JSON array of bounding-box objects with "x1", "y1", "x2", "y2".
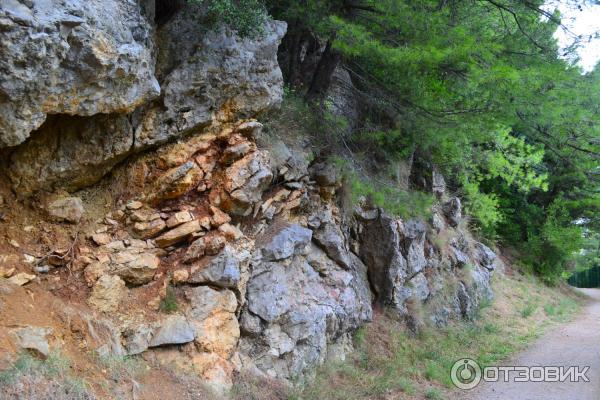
[
  {"x1": 339, "y1": 162, "x2": 434, "y2": 220},
  {"x1": 190, "y1": 0, "x2": 269, "y2": 37}
]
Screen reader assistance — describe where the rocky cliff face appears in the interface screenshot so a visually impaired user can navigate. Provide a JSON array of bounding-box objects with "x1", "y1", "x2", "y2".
[
  {"x1": 0, "y1": 0, "x2": 159, "y2": 147},
  {"x1": 0, "y1": 1, "x2": 500, "y2": 397},
  {"x1": 1, "y1": 0, "x2": 285, "y2": 195}
]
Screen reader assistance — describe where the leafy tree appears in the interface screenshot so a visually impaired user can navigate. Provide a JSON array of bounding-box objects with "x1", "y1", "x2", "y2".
[{"x1": 264, "y1": 0, "x2": 599, "y2": 282}]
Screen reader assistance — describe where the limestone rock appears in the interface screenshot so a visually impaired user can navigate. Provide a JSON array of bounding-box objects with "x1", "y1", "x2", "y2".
[
  {"x1": 166, "y1": 211, "x2": 194, "y2": 228},
  {"x1": 400, "y1": 220, "x2": 427, "y2": 276},
  {"x1": 84, "y1": 262, "x2": 109, "y2": 287},
  {"x1": 148, "y1": 315, "x2": 195, "y2": 348},
  {"x1": 114, "y1": 252, "x2": 160, "y2": 286},
  {"x1": 405, "y1": 272, "x2": 430, "y2": 302},
  {"x1": 313, "y1": 222, "x2": 351, "y2": 269},
  {"x1": 91, "y1": 233, "x2": 112, "y2": 246},
  {"x1": 203, "y1": 234, "x2": 226, "y2": 256},
  {"x1": 7, "y1": 273, "x2": 36, "y2": 286},
  {"x1": 135, "y1": 12, "x2": 286, "y2": 148},
  {"x1": 186, "y1": 286, "x2": 239, "y2": 358},
  {"x1": 452, "y1": 247, "x2": 470, "y2": 268},
  {"x1": 123, "y1": 324, "x2": 153, "y2": 355},
  {"x1": 8, "y1": 115, "x2": 133, "y2": 194},
  {"x1": 129, "y1": 208, "x2": 161, "y2": 223},
  {"x1": 457, "y1": 282, "x2": 474, "y2": 319},
  {"x1": 260, "y1": 224, "x2": 312, "y2": 261},
  {"x1": 10, "y1": 326, "x2": 53, "y2": 358},
  {"x1": 0, "y1": 0, "x2": 159, "y2": 148},
  {"x1": 0, "y1": 266, "x2": 15, "y2": 278},
  {"x1": 239, "y1": 312, "x2": 263, "y2": 336},
  {"x1": 241, "y1": 251, "x2": 372, "y2": 381},
  {"x1": 88, "y1": 275, "x2": 126, "y2": 313},
  {"x1": 474, "y1": 242, "x2": 497, "y2": 270},
  {"x1": 221, "y1": 141, "x2": 254, "y2": 165},
  {"x1": 191, "y1": 352, "x2": 234, "y2": 395},
  {"x1": 432, "y1": 168, "x2": 446, "y2": 198},
  {"x1": 210, "y1": 206, "x2": 231, "y2": 227},
  {"x1": 188, "y1": 245, "x2": 250, "y2": 291},
  {"x1": 155, "y1": 220, "x2": 201, "y2": 248},
  {"x1": 431, "y1": 208, "x2": 445, "y2": 232},
  {"x1": 218, "y1": 223, "x2": 244, "y2": 241},
  {"x1": 145, "y1": 162, "x2": 204, "y2": 205},
  {"x1": 126, "y1": 201, "x2": 144, "y2": 210},
  {"x1": 245, "y1": 262, "x2": 293, "y2": 323},
  {"x1": 172, "y1": 269, "x2": 189, "y2": 284},
  {"x1": 310, "y1": 162, "x2": 339, "y2": 187},
  {"x1": 184, "y1": 238, "x2": 207, "y2": 264},
  {"x1": 221, "y1": 152, "x2": 273, "y2": 216},
  {"x1": 133, "y1": 219, "x2": 167, "y2": 239},
  {"x1": 47, "y1": 196, "x2": 84, "y2": 223},
  {"x1": 358, "y1": 211, "x2": 408, "y2": 308}
]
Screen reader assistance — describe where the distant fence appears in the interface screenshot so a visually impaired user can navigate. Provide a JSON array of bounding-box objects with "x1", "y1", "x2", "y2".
[{"x1": 568, "y1": 265, "x2": 600, "y2": 288}]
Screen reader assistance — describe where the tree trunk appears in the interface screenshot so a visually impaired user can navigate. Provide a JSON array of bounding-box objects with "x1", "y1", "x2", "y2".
[
  {"x1": 285, "y1": 19, "x2": 302, "y2": 85},
  {"x1": 305, "y1": 37, "x2": 342, "y2": 101}
]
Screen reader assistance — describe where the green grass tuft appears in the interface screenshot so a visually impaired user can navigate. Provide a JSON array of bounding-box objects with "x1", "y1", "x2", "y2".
[{"x1": 160, "y1": 285, "x2": 179, "y2": 313}]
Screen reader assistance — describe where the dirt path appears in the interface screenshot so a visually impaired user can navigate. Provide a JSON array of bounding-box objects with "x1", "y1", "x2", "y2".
[{"x1": 462, "y1": 288, "x2": 600, "y2": 400}]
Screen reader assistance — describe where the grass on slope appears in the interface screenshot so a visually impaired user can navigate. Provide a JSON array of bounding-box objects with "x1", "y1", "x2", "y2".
[
  {"x1": 0, "y1": 352, "x2": 96, "y2": 400},
  {"x1": 235, "y1": 271, "x2": 584, "y2": 400}
]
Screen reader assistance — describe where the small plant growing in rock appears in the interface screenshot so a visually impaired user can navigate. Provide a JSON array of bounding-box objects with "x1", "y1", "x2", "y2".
[{"x1": 160, "y1": 285, "x2": 179, "y2": 313}]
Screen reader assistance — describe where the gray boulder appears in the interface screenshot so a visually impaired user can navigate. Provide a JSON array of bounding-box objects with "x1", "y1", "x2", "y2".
[
  {"x1": 188, "y1": 245, "x2": 250, "y2": 291},
  {"x1": 405, "y1": 272, "x2": 430, "y2": 302},
  {"x1": 312, "y1": 222, "x2": 351, "y2": 269},
  {"x1": 148, "y1": 315, "x2": 195, "y2": 348},
  {"x1": 260, "y1": 224, "x2": 312, "y2": 261},
  {"x1": 123, "y1": 324, "x2": 153, "y2": 356},
  {"x1": 10, "y1": 326, "x2": 52, "y2": 358},
  {"x1": 185, "y1": 286, "x2": 239, "y2": 357},
  {"x1": 450, "y1": 246, "x2": 470, "y2": 268},
  {"x1": 113, "y1": 252, "x2": 160, "y2": 286}
]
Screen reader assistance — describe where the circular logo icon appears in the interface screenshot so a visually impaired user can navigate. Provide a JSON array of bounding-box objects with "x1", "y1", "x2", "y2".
[{"x1": 451, "y1": 358, "x2": 482, "y2": 390}]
